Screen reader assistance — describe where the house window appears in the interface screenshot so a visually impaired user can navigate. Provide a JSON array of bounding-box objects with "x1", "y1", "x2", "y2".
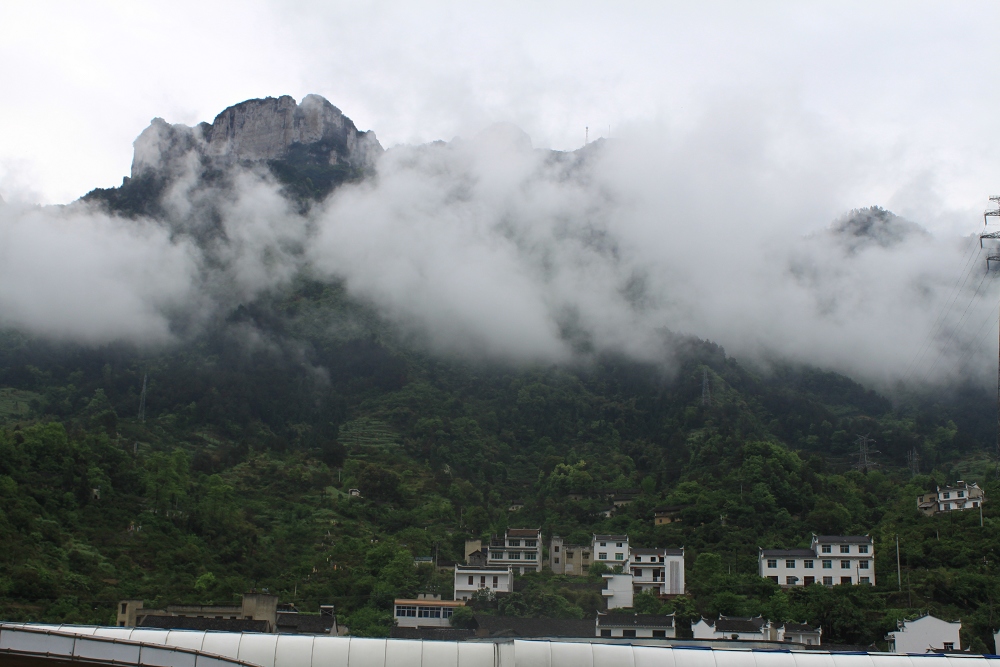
[
  {"x1": 767, "y1": 559, "x2": 777, "y2": 568},
  {"x1": 859, "y1": 560, "x2": 869, "y2": 569},
  {"x1": 804, "y1": 560, "x2": 814, "y2": 568},
  {"x1": 468, "y1": 576, "x2": 474, "y2": 585},
  {"x1": 840, "y1": 545, "x2": 850, "y2": 554},
  {"x1": 943, "y1": 492, "x2": 950, "y2": 499},
  {"x1": 615, "y1": 553, "x2": 624, "y2": 560},
  {"x1": 785, "y1": 559, "x2": 796, "y2": 568},
  {"x1": 841, "y1": 560, "x2": 850, "y2": 569},
  {"x1": 821, "y1": 545, "x2": 832, "y2": 553},
  {"x1": 490, "y1": 551, "x2": 503, "y2": 559},
  {"x1": 395, "y1": 605, "x2": 417, "y2": 617},
  {"x1": 567, "y1": 552, "x2": 575, "y2": 558},
  {"x1": 822, "y1": 576, "x2": 833, "y2": 585},
  {"x1": 583, "y1": 553, "x2": 590, "y2": 559},
  {"x1": 554, "y1": 557, "x2": 560, "y2": 564},
  {"x1": 841, "y1": 576, "x2": 852, "y2": 584},
  {"x1": 943, "y1": 643, "x2": 954, "y2": 651},
  {"x1": 653, "y1": 630, "x2": 666, "y2": 638},
  {"x1": 974, "y1": 502, "x2": 979, "y2": 508},
  {"x1": 599, "y1": 552, "x2": 607, "y2": 559},
  {"x1": 481, "y1": 576, "x2": 486, "y2": 585},
  {"x1": 554, "y1": 545, "x2": 560, "y2": 552},
  {"x1": 860, "y1": 577, "x2": 870, "y2": 584},
  {"x1": 600, "y1": 542, "x2": 607, "y2": 547},
  {"x1": 525, "y1": 540, "x2": 536, "y2": 547},
  {"x1": 525, "y1": 552, "x2": 537, "y2": 560},
  {"x1": 786, "y1": 576, "x2": 798, "y2": 585},
  {"x1": 120, "y1": 603, "x2": 128, "y2": 614},
  {"x1": 958, "y1": 491, "x2": 965, "y2": 498},
  {"x1": 859, "y1": 545, "x2": 869, "y2": 554},
  {"x1": 509, "y1": 540, "x2": 521, "y2": 547},
  {"x1": 601, "y1": 629, "x2": 611, "y2": 637},
  {"x1": 822, "y1": 560, "x2": 832, "y2": 569},
  {"x1": 623, "y1": 630, "x2": 636, "y2": 638},
  {"x1": 635, "y1": 556, "x2": 642, "y2": 562},
  {"x1": 634, "y1": 569, "x2": 643, "y2": 577},
  {"x1": 616, "y1": 542, "x2": 623, "y2": 547},
  {"x1": 804, "y1": 576, "x2": 815, "y2": 585},
  {"x1": 493, "y1": 576, "x2": 498, "y2": 587},
  {"x1": 768, "y1": 576, "x2": 778, "y2": 583},
  {"x1": 443, "y1": 608, "x2": 454, "y2": 618},
  {"x1": 510, "y1": 552, "x2": 521, "y2": 559}
]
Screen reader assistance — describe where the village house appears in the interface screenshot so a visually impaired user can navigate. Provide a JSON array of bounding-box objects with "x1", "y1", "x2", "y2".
[
  {"x1": 759, "y1": 535, "x2": 875, "y2": 587},
  {"x1": 596, "y1": 613, "x2": 678, "y2": 638},
  {"x1": 117, "y1": 594, "x2": 338, "y2": 635},
  {"x1": 593, "y1": 534, "x2": 630, "y2": 567},
  {"x1": 601, "y1": 573, "x2": 634, "y2": 609},
  {"x1": 886, "y1": 614, "x2": 961, "y2": 653},
  {"x1": 549, "y1": 536, "x2": 592, "y2": 575},
  {"x1": 781, "y1": 622, "x2": 822, "y2": 645},
  {"x1": 917, "y1": 481, "x2": 984, "y2": 516},
  {"x1": 487, "y1": 528, "x2": 543, "y2": 574},
  {"x1": 628, "y1": 547, "x2": 685, "y2": 596},
  {"x1": 692, "y1": 616, "x2": 774, "y2": 641},
  {"x1": 392, "y1": 594, "x2": 464, "y2": 629},
  {"x1": 453, "y1": 565, "x2": 513, "y2": 600},
  {"x1": 653, "y1": 506, "x2": 684, "y2": 526}
]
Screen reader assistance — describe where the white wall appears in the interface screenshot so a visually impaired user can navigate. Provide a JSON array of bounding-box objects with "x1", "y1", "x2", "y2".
[
  {"x1": 888, "y1": 615, "x2": 961, "y2": 653},
  {"x1": 602, "y1": 574, "x2": 634, "y2": 610}
]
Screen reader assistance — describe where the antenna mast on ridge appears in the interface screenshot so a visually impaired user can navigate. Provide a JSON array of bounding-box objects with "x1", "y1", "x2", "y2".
[
  {"x1": 854, "y1": 434, "x2": 880, "y2": 473},
  {"x1": 980, "y1": 196, "x2": 1000, "y2": 477}
]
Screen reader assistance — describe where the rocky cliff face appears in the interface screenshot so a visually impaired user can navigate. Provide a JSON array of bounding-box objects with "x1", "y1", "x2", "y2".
[{"x1": 131, "y1": 94, "x2": 383, "y2": 178}]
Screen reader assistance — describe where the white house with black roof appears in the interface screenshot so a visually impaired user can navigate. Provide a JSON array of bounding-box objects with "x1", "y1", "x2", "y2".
[
  {"x1": 781, "y1": 622, "x2": 822, "y2": 645},
  {"x1": 593, "y1": 534, "x2": 629, "y2": 567},
  {"x1": 596, "y1": 612, "x2": 677, "y2": 638},
  {"x1": 692, "y1": 616, "x2": 773, "y2": 641},
  {"x1": 759, "y1": 535, "x2": 875, "y2": 587},
  {"x1": 628, "y1": 547, "x2": 685, "y2": 596}
]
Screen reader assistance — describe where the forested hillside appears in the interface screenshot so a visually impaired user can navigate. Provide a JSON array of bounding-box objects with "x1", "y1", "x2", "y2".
[{"x1": 3, "y1": 96, "x2": 1000, "y2": 652}]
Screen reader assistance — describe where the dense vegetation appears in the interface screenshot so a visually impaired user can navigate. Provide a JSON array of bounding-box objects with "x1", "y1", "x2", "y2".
[{"x1": 4, "y1": 155, "x2": 1000, "y2": 651}]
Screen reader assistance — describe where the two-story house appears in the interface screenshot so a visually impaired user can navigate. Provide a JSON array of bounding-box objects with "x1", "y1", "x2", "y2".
[
  {"x1": 628, "y1": 547, "x2": 685, "y2": 596},
  {"x1": 549, "y1": 536, "x2": 592, "y2": 575},
  {"x1": 487, "y1": 528, "x2": 542, "y2": 574},
  {"x1": 593, "y1": 534, "x2": 629, "y2": 567},
  {"x1": 453, "y1": 565, "x2": 513, "y2": 601},
  {"x1": 759, "y1": 535, "x2": 875, "y2": 587},
  {"x1": 917, "y1": 481, "x2": 985, "y2": 516}
]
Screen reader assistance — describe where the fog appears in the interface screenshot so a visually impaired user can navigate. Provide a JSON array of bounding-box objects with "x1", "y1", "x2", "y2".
[{"x1": 2, "y1": 100, "x2": 995, "y2": 391}]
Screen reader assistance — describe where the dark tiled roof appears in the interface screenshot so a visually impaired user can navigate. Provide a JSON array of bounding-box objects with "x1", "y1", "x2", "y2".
[
  {"x1": 507, "y1": 528, "x2": 541, "y2": 537},
  {"x1": 760, "y1": 549, "x2": 814, "y2": 557},
  {"x1": 783, "y1": 622, "x2": 819, "y2": 633},
  {"x1": 814, "y1": 535, "x2": 871, "y2": 543},
  {"x1": 275, "y1": 612, "x2": 334, "y2": 634},
  {"x1": 598, "y1": 614, "x2": 673, "y2": 628},
  {"x1": 594, "y1": 534, "x2": 628, "y2": 541},
  {"x1": 714, "y1": 616, "x2": 766, "y2": 633},
  {"x1": 472, "y1": 614, "x2": 594, "y2": 638},
  {"x1": 455, "y1": 565, "x2": 512, "y2": 572},
  {"x1": 390, "y1": 627, "x2": 476, "y2": 640},
  {"x1": 138, "y1": 615, "x2": 269, "y2": 632}
]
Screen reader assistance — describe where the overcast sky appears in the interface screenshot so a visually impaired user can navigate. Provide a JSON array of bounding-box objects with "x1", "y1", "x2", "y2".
[{"x1": 2, "y1": 0, "x2": 1000, "y2": 234}]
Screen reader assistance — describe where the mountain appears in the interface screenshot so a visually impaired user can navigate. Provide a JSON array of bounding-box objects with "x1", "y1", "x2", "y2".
[{"x1": 1, "y1": 96, "x2": 998, "y2": 650}]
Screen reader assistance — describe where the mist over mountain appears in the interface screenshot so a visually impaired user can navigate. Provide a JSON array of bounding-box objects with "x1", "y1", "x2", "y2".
[{"x1": 0, "y1": 94, "x2": 994, "y2": 389}]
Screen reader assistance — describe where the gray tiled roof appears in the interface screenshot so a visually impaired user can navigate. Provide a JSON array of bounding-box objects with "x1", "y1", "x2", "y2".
[
  {"x1": 472, "y1": 614, "x2": 594, "y2": 638},
  {"x1": 760, "y1": 549, "x2": 814, "y2": 557},
  {"x1": 597, "y1": 613, "x2": 674, "y2": 628},
  {"x1": 713, "y1": 616, "x2": 767, "y2": 633},
  {"x1": 138, "y1": 615, "x2": 269, "y2": 632},
  {"x1": 814, "y1": 535, "x2": 872, "y2": 543}
]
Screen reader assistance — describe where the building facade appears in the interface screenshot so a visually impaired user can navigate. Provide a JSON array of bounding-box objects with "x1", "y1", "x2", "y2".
[
  {"x1": 392, "y1": 596, "x2": 465, "y2": 629},
  {"x1": 549, "y1": 536, "x2": 592, "y2": 575},
  {"x1": 886, "y1": 615, "x2": 961, "y2": 653},
  {"x1": 692, "y1": 616, "x2": 773, "y2": 641},
  {"x1": 453, "y1": 565, "x2": 513, "y2": 601},
  {"x1": 487, "y1": 528, "x2": 542, "y2": 574},
  {"x1": 759, "y1": 535, "x2": 875, "y2": 587},
  {"x1": 918, "y1": 481, "x2": 985, "y2": 516},
  {"x1": 628, "y1": 547, "x2": 684, "y2": 596},
  {"x1": 593, "y1": 534, "x2": 630, "y2": 567},
  {"x1": 596, "y1": 613, "x2": 677, "y2": 638},
  {"x1": 781, "y1": 623, "x2": 822, "y2": 645},
  {"x1": 601, "y1": 573, "x2": 634, "y2": 610}
]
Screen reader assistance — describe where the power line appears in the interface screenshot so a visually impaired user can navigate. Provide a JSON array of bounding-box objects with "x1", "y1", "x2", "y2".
[{"x1": 854, "y1": 434, "x2": 880, "y2": 473}]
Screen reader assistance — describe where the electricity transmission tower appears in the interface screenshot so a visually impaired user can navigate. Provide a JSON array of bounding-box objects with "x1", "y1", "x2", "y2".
[
  {"x1": 702, "y1": 368, "x2": 711, "y2": 406},
  {"x1": 981, "y1": 196, "x2": 1000, "y2": 476},
  {"x1": 138, "y1": 374, "x2": 147, "y2": 423},
  {"x1": 906, "y1": 448, "x2": 920, "y2": 477},
  {"x1": 854, "y1": 434, "x2": 880, "y2": 473}
]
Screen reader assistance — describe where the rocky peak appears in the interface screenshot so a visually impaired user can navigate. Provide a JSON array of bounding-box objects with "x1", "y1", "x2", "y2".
[{"x1": 131, "y1": 95, "x2": 383, "y2": 178}]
